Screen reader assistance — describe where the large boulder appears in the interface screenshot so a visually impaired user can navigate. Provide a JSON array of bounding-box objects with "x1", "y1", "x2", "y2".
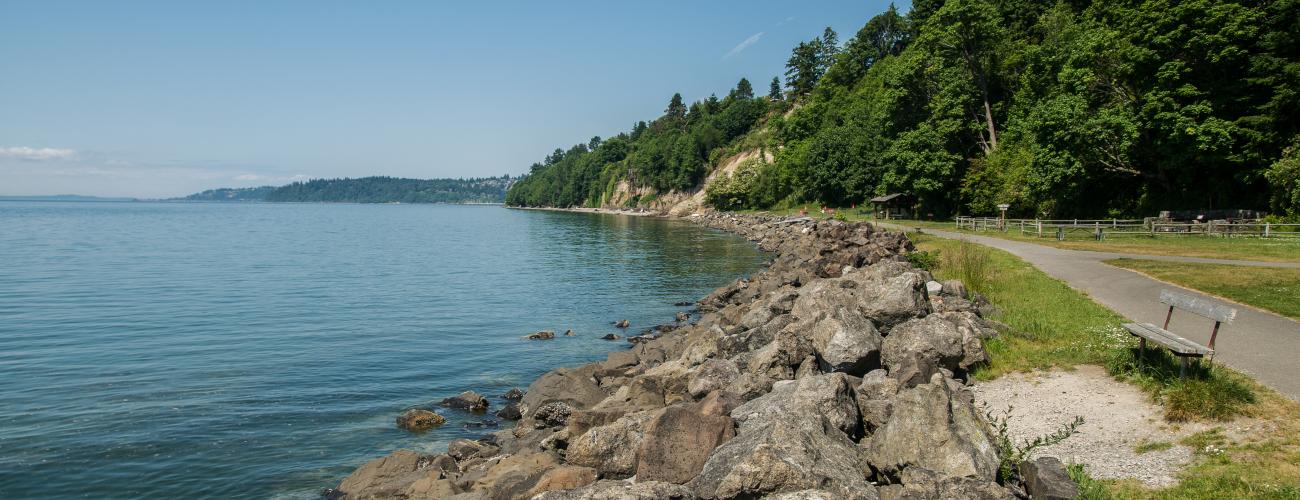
[
  {"x1": 747, "y1": 325, "x2": 815, "y2": 381},
  {"x1": 467, "y1": 451, "x2": 559, "y2": 499},
  {"x1": 731, "y1": 373, "x2": 863, "y2": 440},
  {"x1": 689, "y1": 414, "x2": 874, "y2": 499},
  {"x1": 565, "y1": 409, "x2": 660, "y2": 478},
  {"x1": 881, "y1": 316, "x2": 970, "y2": 374},
  {"x1": 1019, "y1": 456, "x2": 1080, "y2": 500},
  {"x1": 396, "y1": 409, "x2": 445, "y2": 431},
  {"x1": 687, "y1": 358, "x2": 741, "y2": 398},
  {"x1": 448, "y1": 439, "x2": 499, "y2": 461},
  {"x1": 863, "y1": 376, "x2": 1000, "y2": 482},
  {"x1": 636, "y1": 404, "x2": 737, "y2": 484},
  {"x1": 877, "y1": 467, "x2": 1013, "y2": 500},
  {"x1": 525, "y1": 465, "x2": 599, "y2": 497},
  {"x1": 534, "y1": 479, "x2": 694, "y2": 499},
  {"x1": 335, "y1": 450, "x2": 449, "y2": 499},
  {"x1": 854, "y1": 369, "x2": 902, "y2": 433},
  {"x1": 521, "y1": 368, "x2": 607, "y2": 417},
  {"x1": 809, "y1": 307, "x2": 883, "y2": 375}
]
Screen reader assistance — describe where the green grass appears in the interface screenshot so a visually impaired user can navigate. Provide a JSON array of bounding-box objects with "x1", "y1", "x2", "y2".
[
  {"x1": 1105, "y1": 258, "x2": 1300, "y2": 320},
  {"x1": 741, "y1": 207, "x2": 1300, "y2": 263},
  {"x1": 1134, "y1": 440, "x2": 1174, "y2": 454},
  {"x1": 909, "y1": 233, "x2": 1300, "y2": 499}
]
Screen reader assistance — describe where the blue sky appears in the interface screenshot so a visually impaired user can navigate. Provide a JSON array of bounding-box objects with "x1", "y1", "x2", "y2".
[{"x1": 1, "y1": 1, "x2": 903, "y2": 198}]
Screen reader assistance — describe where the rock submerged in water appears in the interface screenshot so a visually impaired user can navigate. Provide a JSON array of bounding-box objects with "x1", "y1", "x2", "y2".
[
  {"x1": 440, "y1": 390, "x2": 489, "y2": 412},
  {"x1": 614, "y1": 319, "x2": 630, "y2": 328},
  {"x1": 675, "y1": 311, "x2": 690, "y2": 322},
  {"x1": 395, "y1": 408, "x2": 445, "y2": 431},
  {"x1": 600, "y1": 333, "x2": 621, "y2": 340},
  {"x1": 502, "y1": 387, "x2": 524, "y2": 401},
  {"x1": 526, "y1": 330, "x2": 556, "y2": 340},
  {"x1": 336, "y1": 214, "x2": 1012, "y2": 500},
  {"x1": 564, "y1": 329, "x2": 575, "y2": 336}
]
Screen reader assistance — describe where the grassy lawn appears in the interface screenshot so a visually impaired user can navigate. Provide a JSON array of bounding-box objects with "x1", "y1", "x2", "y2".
[
  {"x1": 740, "y1": 207, "x2": 1300, "y2": 263},
  {"x1": 1105, "y1": 259, "x2": 1300, "y2": 321},
  {"x1": 908, "y1": 234, "x2": 1300, "y2": 498}
]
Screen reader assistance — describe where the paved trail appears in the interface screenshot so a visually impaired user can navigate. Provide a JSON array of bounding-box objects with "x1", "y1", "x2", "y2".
[{"x1": 881, "y1": 224, "x2": 1300, "y2": 400}]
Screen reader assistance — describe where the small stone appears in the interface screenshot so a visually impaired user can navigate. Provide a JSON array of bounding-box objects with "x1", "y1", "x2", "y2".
[
  {"x1": 495, "y1": 402, "x2": 522, "y2": 420},
  {"x1": 926, "y1": 280, "x2": 944, "y2": 296},
  {"x1": 1020, "y1": 456, "x2": 1080, "y2": 500},
  {"x1": 502, "y1": 387, "x2": 524, "y2": 401},
  {"x1": 395, "y1": 409, "x2": 445, "y2": 431},
  {"x1": 441, "y1": 391, "x2": 490, "y2": 412},
  {"x1": 564, "y1": 329, "x2": 576, "y2": 336},
  {"x1": 600, "y1": 333, "x2": 621, "y2": 340},
  {"x1": 525, "y1": 330, "x2": 556, "y2": 340},
  {"x1": 675, "y1": 311, "x2": 690, "y2": 322},
  {"x1": 614, "y1": 319, "x2": 630, "y2": 328}
]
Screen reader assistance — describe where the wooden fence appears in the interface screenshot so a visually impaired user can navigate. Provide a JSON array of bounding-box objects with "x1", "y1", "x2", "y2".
[{"x1": 954, "y1": 217, "x2": 1300, "y2": 240}]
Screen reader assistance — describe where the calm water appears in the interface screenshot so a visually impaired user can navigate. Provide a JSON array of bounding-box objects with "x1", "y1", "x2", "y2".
[{"x1": 0, "y1": 202, "x2": 766, "y2": 498}]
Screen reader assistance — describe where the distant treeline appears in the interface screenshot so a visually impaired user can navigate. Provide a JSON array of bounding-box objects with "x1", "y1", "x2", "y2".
[
  {"x1": 182, "y1": 176, "x2": 515, "y2": 204},
  {"x1": 508, "y1": 0, "x2": 1300, "y2": 219}
]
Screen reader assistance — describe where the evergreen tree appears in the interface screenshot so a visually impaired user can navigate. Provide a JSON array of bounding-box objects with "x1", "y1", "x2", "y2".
[
  {"x1": 732, "y1": 78, "x2": 754, "y2": 100},
  {"x1": 665, "y1": 93, "x2": 687, "y2": 120},
  {"x1": 769, "y1": 76, "x2": 783, "y2": 100}
]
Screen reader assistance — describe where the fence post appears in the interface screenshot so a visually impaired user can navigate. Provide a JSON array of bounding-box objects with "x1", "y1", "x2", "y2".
[
  {"x1": 1095, "y1": 221, "x2": 1102, "y2": 241},
  {"x1": 1057, "y1": 227, "x2": 1064, "y2": 241},
  {"x1": 1037, "y1": 220, "x2": 1042, "y2": 238},
  {"x1": 1265, "y1": 222, "x2": 1271, "y2": 238},
  {"x1": 1112, "y1": 218, "x2": 1117, "y2": 228}
]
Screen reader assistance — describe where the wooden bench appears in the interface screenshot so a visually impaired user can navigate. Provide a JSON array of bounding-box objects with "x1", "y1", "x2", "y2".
[{"x1": 1122, "y1": 290, "x2": 1237, "y2": 377}]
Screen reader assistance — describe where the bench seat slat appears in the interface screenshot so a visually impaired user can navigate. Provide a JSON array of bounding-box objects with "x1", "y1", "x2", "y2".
[{"x1": 1122, "y1": 322, "x2": 1213, "y2": 355}]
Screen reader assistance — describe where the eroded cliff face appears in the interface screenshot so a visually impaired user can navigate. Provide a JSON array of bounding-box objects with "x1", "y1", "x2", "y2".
[
  {"x1": 599, "y1": 149, "x2": 774, "y2": 216},
  {"x1": 330, "y1": 214, "x2": 1011, "y2": 500}
]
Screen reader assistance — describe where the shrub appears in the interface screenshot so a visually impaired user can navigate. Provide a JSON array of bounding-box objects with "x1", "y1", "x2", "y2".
[
  {"x1": 906, "y1": 249, "x2": 940, "y2": 272},
  {"x1": 943, "y1": 240, "x2": 992, "y2": 295}
]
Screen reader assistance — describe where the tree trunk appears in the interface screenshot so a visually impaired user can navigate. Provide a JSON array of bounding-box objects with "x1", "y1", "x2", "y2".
[{"x1": 982, "y1": 97, "x2": 998, "y2": 152}]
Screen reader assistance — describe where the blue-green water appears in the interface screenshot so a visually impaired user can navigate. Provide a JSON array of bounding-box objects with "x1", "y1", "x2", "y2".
[{"x1": 0, "y1": 202, "x2": 766, "y2": 498}]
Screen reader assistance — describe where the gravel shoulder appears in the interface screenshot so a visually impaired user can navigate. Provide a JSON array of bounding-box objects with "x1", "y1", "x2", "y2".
[{"x1": 972, "y1": 365, "x2": 1210, "y2": 488}]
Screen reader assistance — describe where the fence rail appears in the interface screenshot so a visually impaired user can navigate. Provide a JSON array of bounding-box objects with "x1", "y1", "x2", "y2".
[{"x1": 953, "y1": 217, "x2": 1300, "y2": 240}]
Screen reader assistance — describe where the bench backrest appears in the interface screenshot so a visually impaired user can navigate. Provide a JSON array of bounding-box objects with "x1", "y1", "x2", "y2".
[{"x1": 1160, "y1": 290, "x2": 1237, "y2": 324}]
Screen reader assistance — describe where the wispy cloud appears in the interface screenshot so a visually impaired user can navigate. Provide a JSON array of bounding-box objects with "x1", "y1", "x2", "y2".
[
  {"x1": 0, "y1": 146, "x2": 76, "y2": 161},
  {"x1": 725, "y1": 32, "x2": 764, "y2": 59},
  {"x1": 776, "y1": 16, "x2": 795, "y2": 27}
]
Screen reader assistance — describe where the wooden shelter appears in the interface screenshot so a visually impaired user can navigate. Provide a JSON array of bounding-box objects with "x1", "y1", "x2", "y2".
[{"x1": 870, "y1": 193, "x2": 914, "y2": 219}]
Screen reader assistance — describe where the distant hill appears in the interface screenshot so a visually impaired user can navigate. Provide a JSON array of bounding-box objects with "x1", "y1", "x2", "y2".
[
  {"x1": 180, "y1": 176, "x2": 515, "y2": 204},
  {"x1": 0, "y1": 194, "x2": 137, "y2": 202},
  {"x1": 183, "y1": 186, "x2": 277, "y2": 202}
]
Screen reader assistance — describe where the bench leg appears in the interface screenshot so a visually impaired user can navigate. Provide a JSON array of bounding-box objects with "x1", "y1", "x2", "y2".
[
  {"x1": 1180, "y1": 357, "x2": 1188, "y2": 379},
  {"x1": 1138, "y1": 338, "x2": 1146, "y2": 368}
]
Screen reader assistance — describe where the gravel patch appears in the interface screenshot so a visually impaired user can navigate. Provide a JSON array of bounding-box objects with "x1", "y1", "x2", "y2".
[{"x1": 972, "y1": 365, "x2": 1211, "y2": 488}]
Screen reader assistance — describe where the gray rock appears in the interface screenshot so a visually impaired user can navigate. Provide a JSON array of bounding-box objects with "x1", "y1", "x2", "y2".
[
  {"x1": 636, "y1": 404, "x2": 737, "y2": 484},
  {"x1": 889, "y1": 352, "x2": 942, "y2": 389},
  {"x1": 854, "y1": 369, "x2": 901, "y2": 432},
  {"x1": 335, "y1": 450, "x2": 446, "y2": 499},
  {"x1": 689, "y1": 414, "x2": 873, "y2": 499},
  {"x1": 564, "y1": 329, "x2": 576, "y2": 336},
  {"x1": 941, "y1": 279, "x2": 968, "y2": 299},
  {"x1": 809, "y1": 307, "x2": 883, "y2": 375},
  {"x1": 395, "y1": 409, "x2": 445, "y2": 431},
  {"x1": 926, "y1": 280, "x2": 944, "y2": 296},
  {"x1": 493, "y1": 403, "x2": 522, "y2": 420},
  {"x1": 676, "y1": 311, "x2": 690, "y2": 322},
  {"x1": 1019, "y1": 456, "x2": 1080, "y2": 500},
  {"x1": 615, "y1": 319, "x2": 630, "y2": 328},
  {"x1": 863, "y1": 376, "x2": 999, "y2": 482},
  {"x1": 880, "y1": 467, "x2": 1013, "y2": 499},
  {"x1": 502, "y1": 387, "x2": 524, "y2": 401},
  {"x1": 526, "y1": 330, "x2": 556, "y2": 340},
  {"x1": 448, "y1": 439, "x2": 499, "y2": 461},
  {"x1": 881, "y1": 316, "x2": 967, "y2": 374},
  {"x1": 731, "y1": 372, "x2": 863, "y2": 440},
  {"x1": 533, "y1": 479, "x2": 694, "y2": 499},
  {"x1": 566, "y1": 409, "x2": 660, "y2": 478},
  {"x1": 687, "y1": 358, "x2": 740, "y2": 398},
  {"x1": 532, "y1": 401, "x2": 574, "y2": 428},
  {"x1": 521, "y1": 367, "x2": 607, "y2": 417},
  {"x1": 441, "y1": 391, "x2": 490, "y2": 412}
]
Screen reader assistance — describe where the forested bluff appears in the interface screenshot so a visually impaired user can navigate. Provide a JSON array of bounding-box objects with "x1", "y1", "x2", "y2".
[
  {"x1": 181, "y1": 176, "x2": 515, "y2": 204},
  {"x1": 504, "y1": 0, "x2": 1300, "y2": 220}
]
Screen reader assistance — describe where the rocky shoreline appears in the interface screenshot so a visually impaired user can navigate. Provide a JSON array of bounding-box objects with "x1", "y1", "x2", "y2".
[{"x1": 327, "y1": 213, "x2": 1075, "y2": 499}]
